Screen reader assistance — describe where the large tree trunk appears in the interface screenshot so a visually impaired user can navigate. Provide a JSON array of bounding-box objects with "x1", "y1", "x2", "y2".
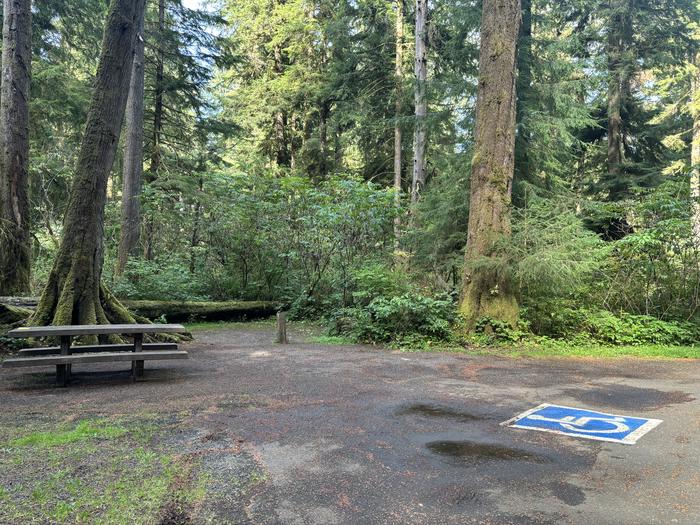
[
  {"x1": 32, "y1": 0, "x2": 145, "y2": 328},
  {"x1": 410, "y1": 0, "x2": 427, "y2": 205},
  {"x1": 0, "y1": 0, "x2": 31, "y2": 295},
  {"x1": 458, "y1": 0, "x2": 521, "y2": 331},
  {"x1": 115, "y1": 2, "x2": 146, "y2": 277},
  {"x1": 273, "y1": 44, "x2": 291, "y2": 168},
  {"x1": 143, "y1": 0, "x2": 165, "y2": 261},
  {"x1": 393, "y1": 0, "x2": 404, "y2": 252},
  {"x1": 606, "y1": 0, "x2": 631, "y2": 200},
  {"x1": 513, "y1": 0, "x2": 531, "y2": 194},
  {"x1": 692, "y1": 51, "x2": 700, "y2": 251}
]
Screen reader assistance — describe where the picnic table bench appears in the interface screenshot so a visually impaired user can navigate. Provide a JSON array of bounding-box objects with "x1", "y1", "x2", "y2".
[{"x1": 3, "y1": 324, "x2": 188, "y2": 386}]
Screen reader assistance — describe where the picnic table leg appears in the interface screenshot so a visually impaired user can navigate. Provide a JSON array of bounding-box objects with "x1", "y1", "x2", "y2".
[
  {"x1": 132, "y1": 333, "x2": 144, "y2": 381},
  {"x1": 57, "y1": 335, "x2": 71, "y2": 387}
]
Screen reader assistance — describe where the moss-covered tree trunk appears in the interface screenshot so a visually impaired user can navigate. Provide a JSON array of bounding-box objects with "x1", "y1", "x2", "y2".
[
  {"x1": 410, "y1": 0, "x2": 428, "y2": 205},
  {"x1": 393, "y1": 0, "x2": 404, "y2": 257},
  {"x1": 458, "y1": 0, "x2": 521, "y2": 331},
  {"x1": 513, "y1": 0, "x2": 531, "y2": 196},
  {"x1": 606, "y1": 0, "x2": 631, "y2": 200},
  {"x1": 692, "y1": 51, "x2": 700, "y2": 251},
  {"x1": 0, "y1": 0, "x2": 31, "y2": 295},
  {"x1": 32, "y1": 0, "x2": 145, "y2": 327},
  {"x1": 115, "y1": 1, "x2": 146, "y2": 277},
  {"x1": 143, "y1": 0, "x2": 165, "y2": 261}
]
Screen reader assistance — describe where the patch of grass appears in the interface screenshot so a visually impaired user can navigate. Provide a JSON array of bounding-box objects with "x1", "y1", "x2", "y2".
[
  {"x1": 308, "y1": 334, "x2": 356, "y2": 345},
  {"x1": 397, "y1": 340, "x2": 700, "y2": 359},
  {"x1": 10, "y1": 419, "x2": 127, "y2": 447},
  {"x1": 0, "y1": 416, "x2": 207, "y2": 524},
  {"x1": 185, "y1": 319, "x2": 275, "y2": 332},
  {"x1": 511, "y1": 341, "x2": 700, "y2": 359}
]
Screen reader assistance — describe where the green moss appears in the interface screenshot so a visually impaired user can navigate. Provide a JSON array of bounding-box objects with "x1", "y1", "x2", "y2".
[
  {"x1": 123, "y1": 300, "x2": 279, "y2": 322},
  {"x1": 0, "y1": 303, "x2": 31, "y2": 325}
]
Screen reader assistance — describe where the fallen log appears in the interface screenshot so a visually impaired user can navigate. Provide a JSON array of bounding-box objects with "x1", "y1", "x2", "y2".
[
  {"x1": 0, "y1": 303, "x2": 32, "y2": 326},
  {"x1": 1, "y1": 298, "x2": 279, "y2": 324},
  {"x1": 121, "y1": 300, "x2": 279, "y2": 322}
]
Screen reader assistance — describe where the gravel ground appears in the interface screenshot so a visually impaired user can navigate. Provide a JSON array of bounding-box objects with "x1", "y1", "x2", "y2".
[{"x1": 1, "y1": 325, "x2": 698, "y2": 524}]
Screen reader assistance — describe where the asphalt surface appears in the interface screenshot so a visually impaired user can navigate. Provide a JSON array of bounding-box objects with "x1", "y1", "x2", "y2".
[{"x1": 1, "y1": 326, "x2": 699, "y2": 524}]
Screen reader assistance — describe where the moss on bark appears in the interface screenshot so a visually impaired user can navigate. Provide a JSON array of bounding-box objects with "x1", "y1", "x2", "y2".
[
  {"x1": 458, "y1": 0, "x2": 521, "y2": 332},
  {"x1": 30, "y1": 0, "x2": 145, "y2": 331}
]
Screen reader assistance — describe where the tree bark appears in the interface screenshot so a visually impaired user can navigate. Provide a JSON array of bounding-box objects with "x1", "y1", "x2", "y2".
[
  {"x1": 0, "y1": 0, "x2": 31, "y2": 295},
  {"x1": 692, "y1": 51, "x2": 700, "y2": 252},
  {"x1": 458, "y1": 0, "x2": 521, "y2": 331},
  {"x1": 115, "y1": 2, "x2": 146, "y2": 277},
  {"x1": 606, "y1": 0, "x2": 631, "y2": 200},
  {"x1": 32, "y1": 0, "x2": 145, "y2": 328},
  {"x1": 410, "y1": 0, "x2": 427, "y2": 205},
  {"x1": 513, "y1": 0, "x2": 531, "y2": 192},
  {"x1": 143, "y1": 0, "x2": 165, "y2": 261},
  {"x1": 393, "y1": 0, "x2": 404, "y2": 252},
  {"x1": 273, "y1": 44, "x2": 290, "y2": 167}
]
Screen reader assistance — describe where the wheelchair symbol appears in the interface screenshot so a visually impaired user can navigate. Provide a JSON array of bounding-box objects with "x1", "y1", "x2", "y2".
[{"x1": 528, "y1": 414, "x2": 630, "y2": 434}]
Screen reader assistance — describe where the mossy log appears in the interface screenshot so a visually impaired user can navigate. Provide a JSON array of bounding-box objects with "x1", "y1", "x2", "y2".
[
  {"x1": 122, "y1": 300, "x2": 279, "y2": 322},
  {"x1": 0, "y1": 303, "x2": 32, "y2": 326}
]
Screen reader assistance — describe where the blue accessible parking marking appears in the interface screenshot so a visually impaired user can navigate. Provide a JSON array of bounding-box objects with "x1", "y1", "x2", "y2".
[{"x1": 502, "y1": 403, "x2": 662, "y2": 445}]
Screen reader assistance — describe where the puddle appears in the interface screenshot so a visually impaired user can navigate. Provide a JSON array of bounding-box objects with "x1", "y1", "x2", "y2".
[
  {"x1": 398, "y1": 403, "x2": 485, "y2": 422},
  {"x1": 549, "y1": 481, "x2": 586, "y2": 506},
  {"x1": 426, "y1": 440, "x2": 545, "y2": 463},
  {"x1": 563, "y1": 385, "x2": 695, "y2": 411}
]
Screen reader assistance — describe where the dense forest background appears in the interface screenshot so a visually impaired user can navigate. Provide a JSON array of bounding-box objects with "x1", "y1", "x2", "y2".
[{"x1": 4, "y1": 0, "x2": 700, "y2": 347}]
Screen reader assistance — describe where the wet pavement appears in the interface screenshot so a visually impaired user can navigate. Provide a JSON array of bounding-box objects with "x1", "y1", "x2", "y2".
[{"x1": 1, "y1": 326, "x2": 699, "y2": 524}]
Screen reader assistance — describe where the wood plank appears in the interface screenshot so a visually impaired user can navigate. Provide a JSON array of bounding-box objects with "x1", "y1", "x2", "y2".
[
  {"x1": 18, "y1": 343, "x2": 178, "y2": 356},
  {"x1": 7, "y1": 323, "x2": 186, "y2": 338},
  {"x1": 2, "y1": 350, "x2": 189, "y2": 368}
]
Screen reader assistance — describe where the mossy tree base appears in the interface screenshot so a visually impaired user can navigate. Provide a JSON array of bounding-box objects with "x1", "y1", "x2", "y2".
[
  {"x1": 459, "y1": 0, "x2": 520, "y2": 334},
  {"x1": 458, "y1": 281, "x2": 519, "y2": 333},
  {"x1": 30, "y1": 0, "x2": 144, "y2": 337}
]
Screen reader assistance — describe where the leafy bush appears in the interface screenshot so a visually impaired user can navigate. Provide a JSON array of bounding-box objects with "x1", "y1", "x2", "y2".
[
  {"x1": 331, "y1": 292, "x2": 455, "y2": 344},
  {"x1": 599, "y1": 181, "x2": 700, "y2": 321},
  {"x1": 110, "y1": 259, "x2": 210, "y2": 302},
  {"x1": 522, "y1": 305, "x2": 698, "y2": 346},
  {"x1": 349, "y1": 263, "x2": 412, "y2": 306}
]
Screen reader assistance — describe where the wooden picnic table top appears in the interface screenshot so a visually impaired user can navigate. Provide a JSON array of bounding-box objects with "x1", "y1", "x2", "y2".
[{"x1": 6, "y1": 323, "x2": 186, "y2": 338}]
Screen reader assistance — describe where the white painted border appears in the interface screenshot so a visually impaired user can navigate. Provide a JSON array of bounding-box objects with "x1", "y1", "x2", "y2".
[{"x1": 501, "y1": 403, "x2": 663, "y2": 445}]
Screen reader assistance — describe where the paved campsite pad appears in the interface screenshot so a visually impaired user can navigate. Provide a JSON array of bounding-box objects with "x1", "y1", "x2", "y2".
[{"x1": 1, "y1": 326, "x2": 699, "y2": 524}]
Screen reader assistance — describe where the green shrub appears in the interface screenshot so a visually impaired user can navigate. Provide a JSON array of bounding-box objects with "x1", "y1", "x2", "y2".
[
  {"x1": 522, "y1": 305, "x2": 698, "y2": 346},
  {"x1": 332, "y1": 292, "x2": 455, "y2": 344},
  {"x1": 110, "y1": 259, "x2": 210, "y2": 302},
  {"x1": 350, "y1": 263, "x2": 412, "y2": 306}
]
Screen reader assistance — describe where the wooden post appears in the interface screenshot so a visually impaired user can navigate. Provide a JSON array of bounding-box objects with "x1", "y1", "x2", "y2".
[
  {"x1": 132, "y1": 333, "x2": 144, "y2": 381},
  {"x1": 275, "y1": 312, "x2": 288, "y2": 344},
  {"x1": 57, "y1": 335, "x2": 71, "y2": 386}
]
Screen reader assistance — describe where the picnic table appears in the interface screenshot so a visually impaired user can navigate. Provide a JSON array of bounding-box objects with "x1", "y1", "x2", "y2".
[{"x1": 3, "y1": 324, "x2": 188, "y2": 386}]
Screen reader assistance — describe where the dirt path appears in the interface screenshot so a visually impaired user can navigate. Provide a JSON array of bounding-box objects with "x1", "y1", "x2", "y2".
[{"x1": 1, "y1": 326, "x2": 699, "y2": 524}]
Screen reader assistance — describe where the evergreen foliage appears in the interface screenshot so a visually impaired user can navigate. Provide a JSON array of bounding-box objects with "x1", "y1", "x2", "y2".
[{"x1": 8, "y1": 0, "x2": 700, "y2": 349}]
